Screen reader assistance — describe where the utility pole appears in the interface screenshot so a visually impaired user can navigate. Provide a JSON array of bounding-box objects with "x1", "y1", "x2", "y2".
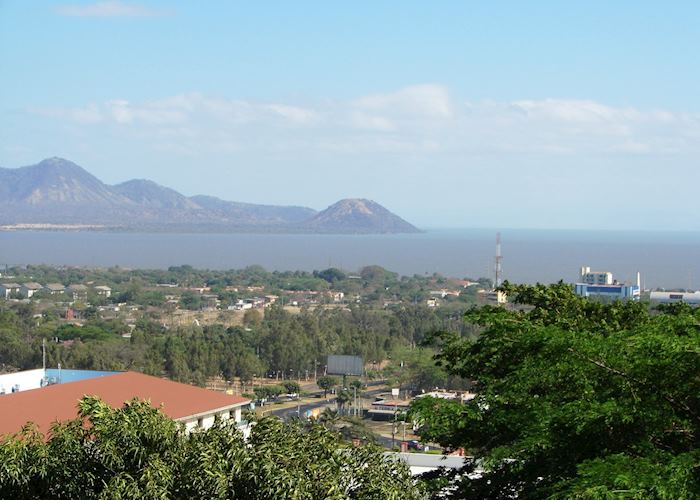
[{"x1": 42, "y1": 338, "x2": 46, "y2": 371}]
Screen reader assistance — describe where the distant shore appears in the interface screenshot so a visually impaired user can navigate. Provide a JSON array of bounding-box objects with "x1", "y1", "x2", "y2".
[
  {"x1": 1, "y1": 228, "x2": 698, "y2": 289},
  {"x1": 0, "y1": 223, "x2": 112, "y2": 231},
  {"x1": 0, "y1": 223, "x2": 421, "y2": 235}
]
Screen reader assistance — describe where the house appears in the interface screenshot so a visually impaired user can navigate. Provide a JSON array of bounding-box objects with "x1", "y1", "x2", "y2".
[
  {"x1": 66, "y1": 284, "x2": 89, "y2": 301},
  {"x1": 93, "y1": 285, "x2": 112, "y2": 298},
  {"x1": 367, "y1": 399, "x2": 412, "y2": 420},
  {"x1": 285, "y1": 290, "x2": 319, "y2": 306},
  {"x1": 228, "y1": 299, "x2": 253, "y2": 311},
  {"x1": 0, "y1": 283, "x2": 21, "y2": 299},
  {"x1": 327, "y1": 291, "x2": 345, "y2": 303},
  {"x1": 455, "y1": 279, "x2": 477, "y2": 288},
  {"x1": 385, "y1": 452, "x2": 468, "y2": 476},
  {"x1": 0, "y1": 371, "x2": 252, "y2": 438},
  {"x1": 44, "y1": 283, "x2": 65, "y2": 295},
  {"x1": 478, "y1": 289, "x2": 508, "y2": 304},
  {"x1": 20, "y1": 282, "x2": 43, "y2": 298},
  {"x1": 429, "y1": 289, "x2": 460, "y2": 299},
  {"x1": 201, "y1": 294, "x2": 221, "y2": 311},
  {"x1": 249, "y1": 297, "x2": 265, "y2": 308}
]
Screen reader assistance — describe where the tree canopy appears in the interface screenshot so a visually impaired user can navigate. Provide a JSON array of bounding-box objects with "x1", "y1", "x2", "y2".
[
  {"x1": 0, "y1": 396, "x2": 420, "y2": 499},
  {"x1": 410, "y1": 282, "x2": 700, "y2": 498}
]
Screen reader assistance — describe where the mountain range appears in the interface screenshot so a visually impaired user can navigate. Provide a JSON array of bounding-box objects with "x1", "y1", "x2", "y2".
[{"x1": 0, "y1": 158, "x2": 420, "y2": 234}]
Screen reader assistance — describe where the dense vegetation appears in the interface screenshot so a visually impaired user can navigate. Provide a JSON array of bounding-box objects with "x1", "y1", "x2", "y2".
[
  {"x1": 410, "y1": 282, "x2": 700, "y2": 498},
  {"x1": 0, "y1": 396, "x2": 419, "y2": 499},
  {"x1": 0, "y1": 299, "x2": 468, "y2": 389},
  {"x1": 6, "y1": 269, "x2": 698, "y2": 497},
  {"x1": 3, "y1": 263, "x2": 489, "y2": 307}
]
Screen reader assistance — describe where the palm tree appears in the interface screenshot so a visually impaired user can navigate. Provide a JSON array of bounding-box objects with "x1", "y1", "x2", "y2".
[
  {"x1": 318, "y1": 407, "x2": 340, "y2": 429},
  {"x1": 335, "y1": 389, "x2": 351, "y2": 415}
]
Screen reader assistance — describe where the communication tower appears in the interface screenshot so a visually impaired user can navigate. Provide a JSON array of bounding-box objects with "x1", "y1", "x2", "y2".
[{"x1": 494, "y1": 232, "x2": 503, "y2": 287}]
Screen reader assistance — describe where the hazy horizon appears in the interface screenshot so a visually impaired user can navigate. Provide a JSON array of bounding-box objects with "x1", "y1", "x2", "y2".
[
  {"x1": 2, "y1": 1, "x2": 699, "y2": 231},
  {"x1": 2, "y1": 228, "x2": 699, "y2": 289}
]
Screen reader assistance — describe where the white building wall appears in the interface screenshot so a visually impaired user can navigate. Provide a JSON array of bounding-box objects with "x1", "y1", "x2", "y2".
[
  {"x1": 179, "y1": 406, "x2": 248, "y2": 433},
  {"x1": 650, "y1": 291, "x2": 700, "y2": 304},
  {"x1": 0, "y1": 369, "x2": 45, "y2": 393},
  {"x1": 201, "y1": 415, "x2": 216, "y2": 429},
  {"x1": 183, "y1": 419, "x2": 198, "y2": 433}
]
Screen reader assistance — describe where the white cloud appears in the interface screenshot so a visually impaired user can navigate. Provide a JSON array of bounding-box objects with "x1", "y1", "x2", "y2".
[
  {"x1": 55, "y1": 1, "x2": 166, "y2": 17},
  {"x1": 29, "y1": 104, "x2": 103, "y2": 124},
  {"x1": 26, "y1": 87, "x2": 700, "y2": 157},
  {"x1": 353, "y1": 84, "x2": 453, "y2": 118},
  {"x1": 264, "y1": 104, "x2": 319, "y2": 125}
]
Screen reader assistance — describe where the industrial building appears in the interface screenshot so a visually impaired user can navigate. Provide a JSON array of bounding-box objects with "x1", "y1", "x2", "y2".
[
  {"x1": 649, "y1": 291, "x2": 700, "y2": 304},
  {"x1": 575, "y1": 266, "x2": 641, "y2": 301},
  {"x1": 0, "y1": 370, "x2": 251, "y2": 437},
  {"x1": 574, "y1": 283, "x2": 640, "y2": 301},
  {"x1": 580, "y1": 267, "x2": 613, "y2": 285}
]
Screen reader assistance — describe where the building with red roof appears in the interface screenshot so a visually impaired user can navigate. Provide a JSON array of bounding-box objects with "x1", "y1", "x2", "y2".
[{"x1": 0, "y1": 371, "x2": 251, "y2": 437}]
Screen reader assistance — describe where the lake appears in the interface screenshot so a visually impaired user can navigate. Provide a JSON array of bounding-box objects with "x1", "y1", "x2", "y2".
[{"x1": 1, "y1": 228, "x2": 699, "y2": 289}]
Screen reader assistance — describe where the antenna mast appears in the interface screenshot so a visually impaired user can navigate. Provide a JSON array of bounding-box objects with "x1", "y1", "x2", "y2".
[{"x1": 494, "y1": 232, "x2": 503, "y2": 287}]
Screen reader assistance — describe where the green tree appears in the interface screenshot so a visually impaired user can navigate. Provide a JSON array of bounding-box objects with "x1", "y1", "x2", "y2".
[
  {"x1": 316, "y1": 268, "x2": 347, "y2": 284},
  {"x1": 179, "y1": 291, "x2": 202, "y2": 310},
  {"x1": 336, "y1": 388, "x2": 352, "y2": 415},
  {"x1": 317, "y1": 375, "x2": 338, "y2": 398},
  {"x1": 242, "y1": 308, "x2": 262, "y2": 328},
  {"x1": 283, "y1": 380, "x2": 301, "y2": 394},
  {"x1": 318, "y1": 407, "x2": 340, "y2": 428},
  {"x1": 0, "y1": 396, "x2": 420, "y2": 498},
  {"x1": 384, "y1": 345, "x2": 452, "y2": 392},
  {"x1": 410, "y1": 282, "x2": 700, "y2": 498}
]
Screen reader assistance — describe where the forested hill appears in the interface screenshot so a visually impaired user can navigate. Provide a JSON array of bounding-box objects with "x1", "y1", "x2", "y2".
[{"x1": 0, "y1": 158, "x2": 419, "y2": 233}]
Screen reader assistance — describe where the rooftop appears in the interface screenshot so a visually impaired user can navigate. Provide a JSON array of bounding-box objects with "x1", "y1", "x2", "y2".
[{"x1": 0, "y1": 371, "x2": 249, "y2": 436}]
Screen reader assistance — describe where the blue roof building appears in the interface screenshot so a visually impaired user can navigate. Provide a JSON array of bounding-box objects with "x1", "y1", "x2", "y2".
[{"x1": 575, "y1": 283, "x2": 640, "y2": 301}]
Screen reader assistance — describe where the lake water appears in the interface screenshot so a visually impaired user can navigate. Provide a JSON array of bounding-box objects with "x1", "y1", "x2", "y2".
[{"x1": 0, "y1": 228, "x2": 699, "y2": 289}]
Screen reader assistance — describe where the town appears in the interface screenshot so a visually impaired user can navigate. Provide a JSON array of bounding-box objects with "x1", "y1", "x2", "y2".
[{"x1": 1, "y1": 263, "x2": 697, "y2": 442}]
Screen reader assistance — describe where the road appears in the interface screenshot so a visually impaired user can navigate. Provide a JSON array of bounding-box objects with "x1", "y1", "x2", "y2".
[
  {"x1": 265, "y1": 386, "x2": 390, "y2": 421},
  {"x1": 265, "y1": 398, "x2": 332, "y2": 420},
  {"x1": 261, "y1": 386, "x2": 436, "y2": 451}
]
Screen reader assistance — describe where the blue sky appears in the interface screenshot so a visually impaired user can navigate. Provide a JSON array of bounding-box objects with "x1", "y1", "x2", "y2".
[{"x1": 1, "y1": 1, "x2": 698, "y2": 230}]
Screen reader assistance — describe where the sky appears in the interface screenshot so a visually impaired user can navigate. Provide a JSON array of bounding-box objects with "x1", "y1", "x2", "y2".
[{"x1": 1, "y1": 1, "x2": 699, "y2": 230}]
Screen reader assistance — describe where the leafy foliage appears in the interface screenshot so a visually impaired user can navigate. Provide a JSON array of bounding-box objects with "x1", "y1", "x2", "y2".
[
  {"x1": 0, "y1": 396, "x2": 420, "y2": 499},
  {"x1": 411, "y1": 282, "x2": 700, "y2": 498}
]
